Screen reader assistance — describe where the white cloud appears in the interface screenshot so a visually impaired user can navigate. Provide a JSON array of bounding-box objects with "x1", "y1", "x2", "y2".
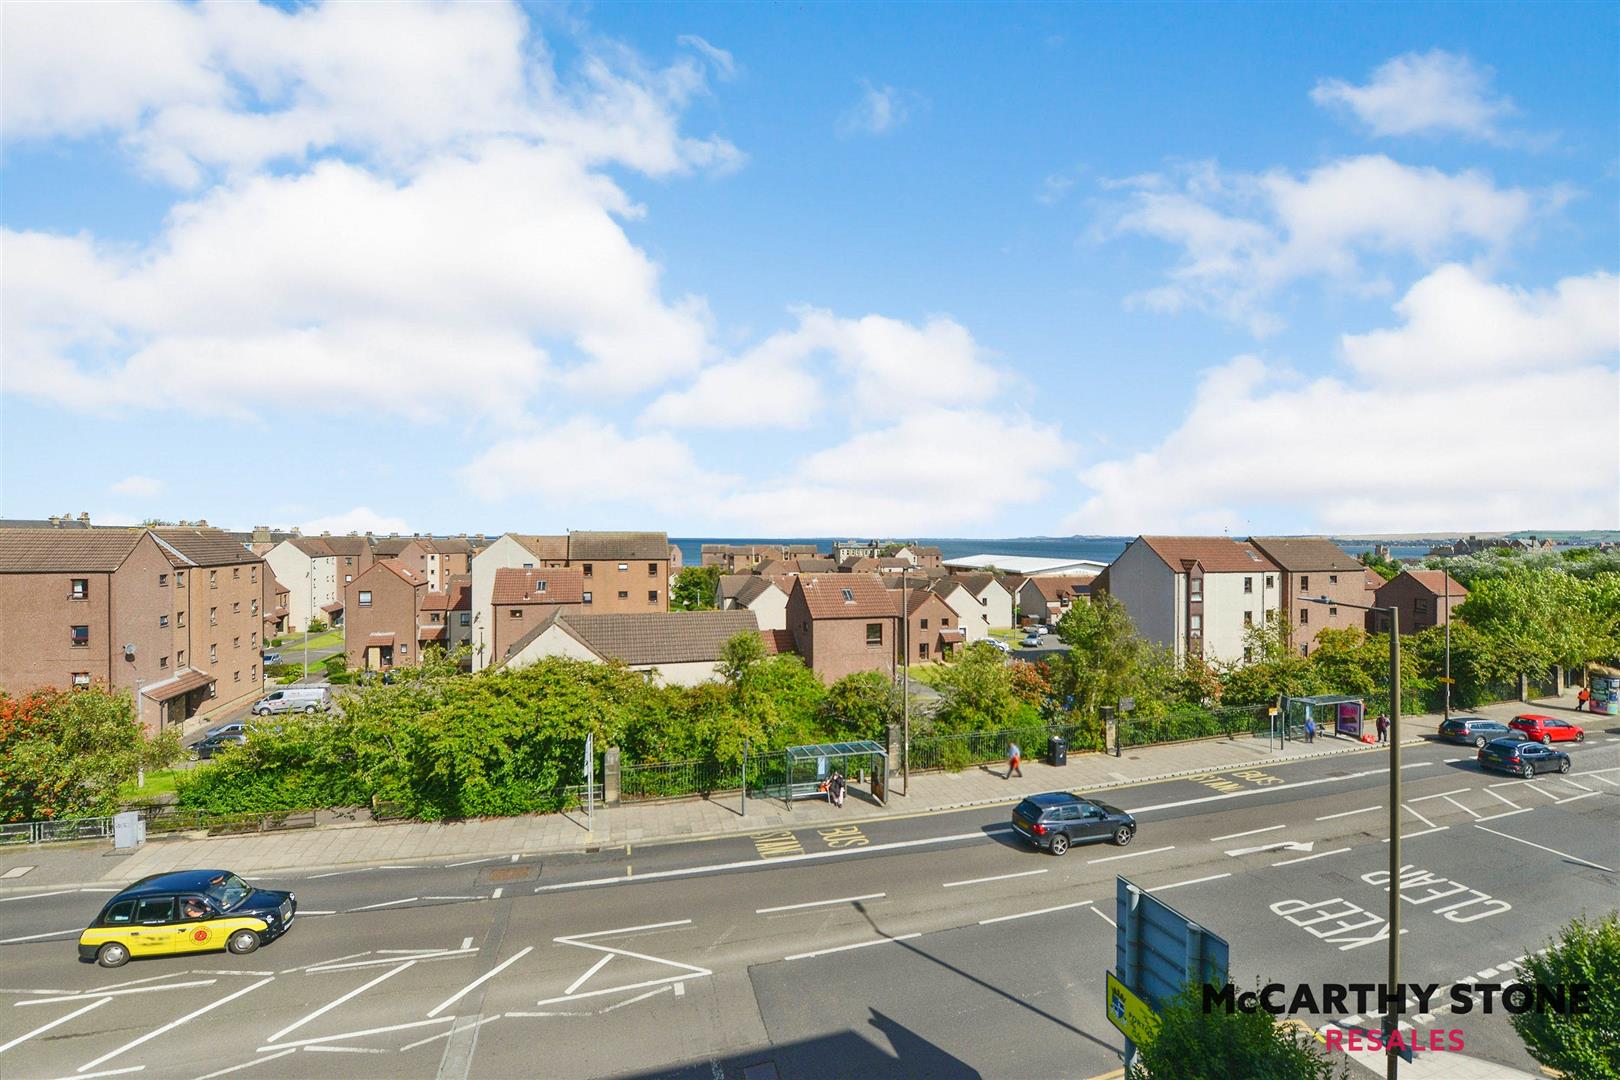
[
  {"x1": 1312, "y1": 50, "x2": 1517, "y2": 142},
  {"x1": 460, "y1": 418, "x2": 736, "y2": 509},
  {"x1": 302, "y1": 507, "x2": 410, "y2": 536},
  {"x1": 109, "y1": 475, "x2": 163, "y2": 498},
  {"x1": 713, "y1": 409, "x2": 1074, "y2": 534},
  {"x1": 677, "y1": 35, "x2": 737, "y2": 81},
  {"x1": 1110, "y1": 155, "x2": 1534, "y2": 334},
  {"x1": 1066, "y1": 266, "x2": 1620, "y2": 534},
  {"x1": 837, "y1": 81, "x2": 921, "y2": 137},
  {"x1": 641, "y1": 308, "x2": 1000, "y2": 429}
]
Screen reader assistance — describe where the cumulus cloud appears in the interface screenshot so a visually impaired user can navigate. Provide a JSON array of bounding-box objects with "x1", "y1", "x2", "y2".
[
  {"x1": 109, "y1": 475, "x2": 163, "y2": 498},
  {"x1": 1, "y1": 2, "x2": 732, "y2": 419},
  {"x1": 1108, "y1": 155, "x2": 1535, "y2": 334},
  {"x1": 1066, "y1": 265, "x2": 1620, "y2": 534},
  {"x1": 302, "y1": 507, "x2": 410, "y2": 536},
  {"x1": 713, "y1": 409, "x2": 1074, "y2": 534},
  {"x1": 837, "y1": 81, "x2": 922, "y2": 137},
  {"x1": 643, "y1": 309, "x2": 1001, "y2": 430},
  {"x1": 1312, "y1": 50, "x2": 1520, "y2": 143}
]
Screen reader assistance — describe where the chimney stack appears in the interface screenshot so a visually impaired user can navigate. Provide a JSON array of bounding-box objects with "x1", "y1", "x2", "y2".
[{"x1": 78, "y1": 512, "x2": 91, "y2": 523}]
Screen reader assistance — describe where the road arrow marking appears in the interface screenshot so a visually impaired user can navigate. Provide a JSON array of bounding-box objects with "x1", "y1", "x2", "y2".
[{"x1": 1226, "y1": 840, "x2": 1315, "y2": 857}]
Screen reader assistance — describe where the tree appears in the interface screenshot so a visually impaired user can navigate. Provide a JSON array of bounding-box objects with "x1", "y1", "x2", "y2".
[
  {"x1": 1357, "y1": 549, "x2": 1400, "y2": 582},
  {"x1": 1053, "y1": 592, "x2": 1145, "y2": 720},
  {"x1": 1131, "y1": 982, "x2": 1345, "y2": 1080},
  {"x1": 1510, "y1": 912, "x2": 1620, "y2": 1080},
  {"x1": 718, "y1": 631, "x2": 767, "y2": 686},
  {"x1": 0, "y1": 687, "x2": 180, "y2": 822},
  {"x1": 671, "y1": 566, "x2": 722, "y2": 611},
  {"x1": 821, "y1": 672, "x2": 901, "y2": 741},
  {"x1": 931, "y1": 643, "x2": 1032, "y2": 732}
]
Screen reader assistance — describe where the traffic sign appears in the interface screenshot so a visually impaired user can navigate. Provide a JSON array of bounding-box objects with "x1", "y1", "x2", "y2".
[
  {"x1": 1115, "y1": 875, "x2": 1230, "y2": 1012},
  {"x1": 1105, "y1": 970, "x2": 1157, "y2": 1044}
]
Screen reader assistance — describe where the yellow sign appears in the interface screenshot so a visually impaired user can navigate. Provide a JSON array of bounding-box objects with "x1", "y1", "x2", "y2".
[
  {"x1": 1267, "y1": 706, "x2": 1279, "y2": 716},
  {"x1": 1105, "y1": 970, "x2": 1158, "y2": 1044}
]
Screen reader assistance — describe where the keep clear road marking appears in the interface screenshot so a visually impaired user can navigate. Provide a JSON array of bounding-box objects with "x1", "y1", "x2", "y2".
[
  {"x1": 535, "y1": 919, "x2": 712, "y2": 1007},
  {"x1": 756, "y1": 893, "x2": 885, "y2": 914},
  {"x1": 1209, "y1": 824, "x2": 1285, "y2": 842},
  {"x1": 76, "y1": 976, "x2": 273, "y2": 1073},
  {"x1": 0, "y1": 996, "x2": 111, "y2": 1055},
  {"x1": 1088, "y1": 845, "x2": 1173, "y2": 864},
  {"x1": 980, "y1": 900, "x2": 1094, "y2": 926},
  {"x1": 941, "y1": 869, "x2": 1048, "y2": 889},
  {"x1": 425, "y1": 946, "x2": 534, "y2": 1018},
  {"x1": 1473, "y1": 825, "x2": 1617, "y2": 874},
  {"x1": 265, "y1": 962, "x2": 415, "y2": 1044},
  {"x1": 784, "y1": 934, "x2": 922, "y2": 960}
]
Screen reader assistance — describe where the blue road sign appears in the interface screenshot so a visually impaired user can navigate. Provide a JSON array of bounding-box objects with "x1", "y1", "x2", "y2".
[{"x1": 1115, "y1": 875, "x2": 1230, "y2": 1012}]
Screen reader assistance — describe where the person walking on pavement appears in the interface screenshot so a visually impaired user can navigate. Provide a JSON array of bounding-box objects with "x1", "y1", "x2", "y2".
[
  {"x1": 1304, "y1": 716, "x2": 1316, "y2": 744},
  {"x1": 1376, "y1": 713, "x2": 1389, "y2": 743},
  {"x1": 1577, "y1": 686, "x2": 1591, "y2": 712},
  {"x1": 1006, "y1": 741, "x2": 1023, "y2": 779}
]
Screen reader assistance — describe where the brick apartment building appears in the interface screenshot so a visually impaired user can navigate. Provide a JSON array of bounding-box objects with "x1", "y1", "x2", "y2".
[
  {"x1": 891, "y1": 586, "x2": 962, "y2": 664},
  {"x1": 321, "y1": 535, "x2": 373, "y2": 591},
  {"x1": 786, "y1": 573, "x2": 898, "y2": 683},
  {"x1": 1369, "y1": 570, "x2": 1469, "y2": 635},
  {"x1": 152, "y1": 527, "x2": 268, "y2": 722},
  {"x1": 488, "y1": 567, "x2": 586, "y2": 663},
  {"x1": 264, "y1": 537, "x2": 339, "y2": 632},
  {"x1": 1101, "y1": 536, "x2": 1282, "y2": 666},
  {"x1": 344, "y1": 560, "x2": 429, "y2": 671},
  {"x1": 264, "y1": 574, "x2": 291, "y2": 637},
  {"x1": 1248, "y1": 537, "x2": 1375, "y2": 656}
]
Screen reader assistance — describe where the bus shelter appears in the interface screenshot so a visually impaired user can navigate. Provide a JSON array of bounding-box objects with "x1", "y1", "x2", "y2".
[
  {"x1": 784, "y1": 740, "x2": 889, "y2": 809},
  {"x1": 1282, "y1": 694, "x2": 1366, "y2": 742}
]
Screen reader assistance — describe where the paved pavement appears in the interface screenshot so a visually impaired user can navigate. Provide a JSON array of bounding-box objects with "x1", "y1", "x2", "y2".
[
  {"x1": 1, "y1": 696, "x2": 1600, "y2": 891},
  {"x1": 0, "y1": 705, "x2": 1611, "y2": 1079}
]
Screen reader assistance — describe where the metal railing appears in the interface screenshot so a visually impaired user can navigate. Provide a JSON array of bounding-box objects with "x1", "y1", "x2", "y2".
[
  {"x1": 0, "y1": 816, "x2": 115, "y2": 846},
  {"x1": 1117, "y1": 704, "x2": 1271, "y2": 749}
]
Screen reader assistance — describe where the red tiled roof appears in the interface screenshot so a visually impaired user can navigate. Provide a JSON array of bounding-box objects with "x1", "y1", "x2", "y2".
[
  {"x1": 1136, "y1": 536, "x2": 1279, "y2": 575},
  {"x1": 1248, "y1": 537, "x2": 1362, "y2": 572},
  {"x1": 1023, "y1": 575, "x2": 1094, "y2": 603},
  {"x1": 0, "y1": 529, "x2": 149, "y2": 573},
  {"x1": 939, "y1": 627, "x2": 967, "y2": 643},
  {"x1": 492, "y1": 567, "x2": 584, "y2": 605},
  {"x1": 795, "y1": 574, "x2": 897, "y2": 619},
  {"x1": 367, "y1": 632, "x2": 396, "y2": 646},
  {"x1": 320, "y1": 601, "x2": 344, "y2": 613},
  {"x1": 512, "y1": 534, "x2": 569, "y2": 561},
  {"x1": 418, "y1": 624, "x2": 446, "y2": 641},
  {"x1": 140, "y1": 668, "x2": 215, "y2": 701},
  {"x1": 375, "y1": 560, "x2": 427, "y2": 587},
  {"x1": 760, "y1": 628, "x2": 796, "y2": 655},
  {"x1": 1386, "y1": 570, "x2": 1468, "y2": 598}
]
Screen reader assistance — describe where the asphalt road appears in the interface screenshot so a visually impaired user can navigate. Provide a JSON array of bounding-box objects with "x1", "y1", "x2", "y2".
[{"x1": 2, "y1": 728, "x2": 1616, "y2": 1079}]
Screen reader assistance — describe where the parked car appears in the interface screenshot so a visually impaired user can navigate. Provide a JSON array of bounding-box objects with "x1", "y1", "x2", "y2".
[
  {"x1": 1021, "y1": 633, "x2": 1043, "y2": 648},
  {"x1": 1437, "y1": 716, "x2": 1516, "y2": 748},
  {"x1": 261, "y1": 651, "x2": 281, "y2": 664},
  {"x1": 1011, "y1": 792, "x2": 1136, "y2": 856},
  {"x1": 984, "y1": 638, "x2": 1012, "y2": 654},
  {"x1": 1478, "y1": 737, "x2": 1571, "y2": 778},
  {"x1": 1508, "y1": 714, "x2": 1583, "y2": 744},
  {"x1": 1026, "y1": 624, "x2": 1049, "y2": 635},
  {"x1": 79, "y1": 869, "x2": 296, "y2": 968},
  {"x1": 203, "y1": 720, "x2": 245, "y2": 740},
  {"x1": 251, "y1": 686, "x2": 331, "y2": 716},
  {"x1": 190, "y1": 732, "x2": 246, "y2": 760}
]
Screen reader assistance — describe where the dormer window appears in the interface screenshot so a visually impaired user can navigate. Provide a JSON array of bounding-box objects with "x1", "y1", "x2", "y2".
[{"x1": 841, "y1": 588, "x2": 855, "y2": 602}]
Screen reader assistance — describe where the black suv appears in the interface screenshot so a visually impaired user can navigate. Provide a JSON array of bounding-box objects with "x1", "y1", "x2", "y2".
[
  {"x1": 1011, "y1": 792, "x2": 1136, "y2": 856},
  {"x1": 1438, "y1": 716, "x2": 1515, "y2": 747},
  {"x1": 1478, "y1": 737, "x2": 1571, "y2": 778}
]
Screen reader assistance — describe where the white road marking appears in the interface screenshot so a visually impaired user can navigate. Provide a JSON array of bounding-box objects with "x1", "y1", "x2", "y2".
[
  {"x1": 1555, "y1": 792, "x2": 1600, "y2": 805},
  {"x1": 1271, "y1": 847, "x2": 1352, "y2": 866},
  {"x1": 460, "y1": 936, "x2": 474, "y2": 950},
  {"x1": 1400, "y1": 763, "x2": 1433, "y2": 770},
  {"x1": 561, "y1": 919, "x2": 692, "y2": 940},
  {"x1": 942, "y1": 869, "x2": 1048, "y2": 888},
  {"x1": 1401, "y1": 805, "x2": 1438, "y2": 829},
  {"x1": 491, "y1": 888, "x2": 503, "y2": 899},
  {"x1": 0, "y1": 889, "x2": 76, "y2": 904},
  {"x1": 1408, "y1": 788, "x2": 1472, "y2": 803},
  {"x1": 0, "y1": 928, "x2": 78, "y2": 944},
  {"x1": 1152, "y1": 873, "x2": 1232, "y2": 892},
  {"x1": 295, "y1": 910, "x2": 335, "y2": 916},
  {"x1": 756, "y1": 893, "x2": 885, "y2": 914},
  {"x1": 306, "y1": 868, "x2": 377, "y2": 880},
  {"x1": 280, "y1": 951, "x2": 370, "y2": 974},
  {"x1": 193, "y1": 1047, "x2": 297, "y2": 1078},
  {"x1": 77, "y1": 976, "x2": 272, "y2": 1073},
  {"x1": 1091, "y1": 907, "x2": 1117, "y2": 928},
  {"x1": 255, "y1": 1017, "x2": 452, "y2": 1052},
  {"x1": 445, "y1": 857, "x2": 501, "y2": 868},
  {"x1": 511, "y1": 854, "x2": 520, "y2": 862},
  {"x1": 1226, "y1": 841, "x2": 1313, "y2": 857},
  {"x1": 377, "y1": 949, "x2": 453, "y2": 955},
  {"x1": 401, "y1": 1015, "x2": 498, "y2": 1051},
  {"x1": 534, "y1": 975, "x2": 703, "y2": 1007},
  {"x1": 1442, "y1": 795, "x2": 1482, "y2": 818},
  {"x1": 1088, "y1": 845, "x2": 1173, "y2": 864},
  {"x1": 0, "y1": 996, "x2": 111, "y2": 1055},
  {"x1": 1316, "y1": 806, "x2": 1380, "y2": 821},
  {"x1": 1483, "y1": 789, "x2": 1520, "y2": 809},
  {"x1": 1382, "y1": 827, "x2": 1450, "y2": 841},
  {"x1": 54, "y1": 973, "x2": 180, "y2": 994},
  {"x1": 0, "y1": 866, "x2": 35, "y2": 879},
  {"x1": 1443, "y1": 757, "x2": 1467, "y2": 763},
  {"x1": 426, "y1": 946, "x2": 536, "y2": 1018},
  {"x1": 1475, "y1": 808, "x2": 1533, "y2": 823},
  {"x1": 565, "y1": 954, "x2": 614, "y2": 997},
  {"x1": 1133, "y1": 770, "x2": 1387, "y2": 815},
  {"x1": 266, "y1": 962, "x2": 414, "y2": 1044},
  {"x1": 503, "y1": 1010, "x2": 592, "y2": 1018},
  {"x1": 1488, "y1": 779, "x2": 1560, "y2": 799},
  {"x1": 784, "y1": 933, "x2": 921, "y2": 960},
  {"x1": 1589, "y1": 774, "x2": 1619, "y2": 787},
  {"x1": 979, "y1": 900, "x2": 1094, "y2": 925},
  {"x1": 44, "y1": 1068, "x2": 144, "y2": 1080},
  {"x1": 1209, "y1": 824, "x2": 1286, "y2": 842},
  {"x1": 673, "y1": 982, "x2": 685, "y2": 997},
  {"x1": 1473, "y1": 824, "x2": 1616, "y2": 873},
  {"x1": 20, "y1": 980, "x2": 218, "y2": 1007},
  {"x1": 1555, "y1": 778, "x2": 1593, "y2": 791},
  {"x1": 599, "y1": 985, "x2": 674, "y2": 1013},
  {"x1": 303, "y1": 949, "x2": 476, "y2": 974},
  {"x1": 348, "y1": 897, "x2": 418, "y2": 911},
  {"x1": 303, "y1": 1046, "x2": 388, "y2": 1054},
  {"x1": 423, "y1": 896, "x2": 481, "y2": 901}
]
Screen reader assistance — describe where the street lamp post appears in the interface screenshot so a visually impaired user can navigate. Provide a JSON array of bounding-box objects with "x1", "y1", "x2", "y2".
[
  {"x1": 1443, "y1": 572, "x2": 1451, "y2": 723},
  {"x1": 1303, "y1": 594, "x2": 1401, "y2": 1080},
  {"x1": 901, "y1": 570, "x2": 911, "y2": 797}
]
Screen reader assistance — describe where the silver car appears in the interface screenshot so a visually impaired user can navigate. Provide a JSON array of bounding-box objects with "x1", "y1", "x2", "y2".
[{"x1": 251, "y1": 687, "x2": 330, "y2": 716}]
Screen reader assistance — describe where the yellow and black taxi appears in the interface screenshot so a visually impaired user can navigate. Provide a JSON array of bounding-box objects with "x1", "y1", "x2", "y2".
[{"x1": 78, "y1": 869, "x2": 296, "y2": 968}]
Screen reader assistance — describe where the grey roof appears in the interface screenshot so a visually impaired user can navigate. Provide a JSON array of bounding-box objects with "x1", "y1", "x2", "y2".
[
  {"x1": 568, "y1": 531, "x2": 670, "y2": 562},
  {"x1": 562, "y1": 610, "x2": 760, "y2": 665},
  {"x1": 954, "y1": 573, "x2": 1005, "y2": 598},
  {"x1": 370, "y1": 538, "x2": 412, "y2": 556},
  {"x1": 1247, "y1": 537, "x2": 1363, "y2": 573},
  {"x1": 0, "y1": 528, "x2": 149, "y2": 573},
  {"x1": 716, "y1": 574, "x2": 756, "y2": 601},
  {"x1": 319, "y1": 536, "x2": 371, "y2": 557},
  {"x1": 151, "y1": 528, "x2": 259, "y2": 566},
  {"x1": 794, "y1": 557, "x2": 838, "y2": 573},
  {"x1": 734, "y1": 577, "x2": 783, "y2": 606}
]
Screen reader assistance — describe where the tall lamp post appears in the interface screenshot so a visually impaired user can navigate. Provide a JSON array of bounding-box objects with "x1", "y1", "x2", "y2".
[
  {"x1": 1443, "y1": 572, "x2": 1451, "y2": 722},
  {"x1": 1303, "y1": 594, "x2": 1401, "y2": 1079},
  {"x1": 901, "y1": 570, "x2": 911, "y2": 796}
]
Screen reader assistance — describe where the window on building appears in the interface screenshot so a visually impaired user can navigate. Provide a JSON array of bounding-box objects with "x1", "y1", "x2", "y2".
[
  {"x1": 1300, "y1": 607, "x2": 1309, "y2": 625},
  {"x1": 208, "y1": 682, "x2": 217, "y2": 699},
  {"x1": 359, "y1": 591, "x2": 372, "y2": 607},
  {"x1": 177, "y1": 611, "x2": 185, "y2": 627},
  {"x1": 1266, "y1": 575, "x2": 1274, "y2": 589},
  {"x1": 510, "y1": 609, "x2": 523, "y2": 618},
  {"x1": 160, "y1": 656, "x2": 169, "y2": 669},
  {"x1": 70, "y1": 578, "x2": 88, "y2": 599},
  {"x1": 210, "y1": 570, "x2": 218, "y2": 589},
  {"x1": 234, "y1": 670, "x2": 241, "y2": 682},
  {"x1": 648, "y1": 562, "x2": 658, "y2": 576},
  {"x1": 251, "y1": 566, "x2": 257, "y2": 583},
  {"x1": 400, "y1": 643, "x2": 409, "y2": 656},
  {"x1": 617, "y1": 590, "x2": 628, "y2": 599},
  {"x1": 251, "y1": 632, "x2": 257, "y2": 647},
  {"x1": 208, "y1": 606, "x2": 219, "y2": 625},
  {"x1": 177, "y1": 650, "x2": 185, "y2": 665},
  {"x1": 72, "y1": 672, "x2": 91, "y2": 688},
  {"x1": 1244, "y1": 647, "x2": 1253, "y2": 662},
  {"x1": 1329, "y1": 607, "x2": 1338, "y2": 617},
  {"x1": 159, "y1": 573, "x2": 169, "y2": 587},
  {"x1": 460, "y1": 613, "x2": 470, "y2": 626},
  {"x1": 233, "y1": 636, "x2": 240, "y2": 649},
  {"x1": 942, "y1": 617, "x2": 950, "y2": 626},
  {"x1": 617, "y1": 563, "x2": 628, "y2": 572},
  {"x1": 232, "y1": 601, "x2": 240, "y2": 614},
  {"x1": 522, "y1": 562, "x2": 534, "y2": 570},
  {"x1": 1244, "y1": 576, "x2": 1253, "y2": 594},
  {"x1": 71, "y1": 625, "x2": 89, "y2": 647},
  {"x1": 209, "y1": 644, "x2": 217, "y2": 663},
  {"x1": 1414, "y1": 598, "x2": 1429, "y2": 614},
  {"x1": 1190, "y1": 578, "x2": 1202, "y2": 600},
  {"x1": 582, "y1": 591, "x2": 593, "y2": 604},
  {"x1": 1189, "y1": 614, "x2": 1202, "y2": 633},
  {"x1": 345, "y1": 575, "x2": 352, "y2": 584},
  {"x1": 159, "y1": 614, "x2": 169, "y2": 628},
  {"x1": 583, "y1": 564, "x2": 593, "y2": 577},
  {"x1": 251, "y1": 599, "x2": 258, "y2": 615},
  {"x1": 232, "y1": 567, "x2": 240, "y2": 580},
  {"x1": 1243, "y1": 610, "x2": 1253, "y2": 626},
  {"x1": 1300, "y1": 575, "x2": 1310, "y2": 591},
  {"x1": 1329, "y1": 574, "x2": 1338, "y2": 585},
  {"x1": 841, "y1": 588, "x2": 855, "y2": 602},
  {"x1": 176, "y1": 571, "x2": 185, "y2": 586},
  {"x1": 866, "y1": 622, "x2": 883, "y2": 645},
  {"x1": 251, "y1": 665, "x2": 257, "y2": 681},
  {"x1": 921, "y1": 618, "x2": 929, "y2": 630},
  {"x1": 919, "y1": 643, "x2": 929, "y2": 659}
]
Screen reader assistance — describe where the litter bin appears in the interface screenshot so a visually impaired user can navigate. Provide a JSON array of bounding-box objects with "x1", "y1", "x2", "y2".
[{"x1": 1048, "y1": 734, "x2": 1067, "y2": 766}]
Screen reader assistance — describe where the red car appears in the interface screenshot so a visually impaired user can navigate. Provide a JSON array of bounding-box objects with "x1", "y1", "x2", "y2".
[{"x1": 1508, "y1": 714, "x2": 1585, "y2": 745}]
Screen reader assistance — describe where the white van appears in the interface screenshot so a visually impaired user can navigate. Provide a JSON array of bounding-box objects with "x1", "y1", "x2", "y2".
[{"x1": 252, "y1": 686, "x2": 331, "y2": 716}]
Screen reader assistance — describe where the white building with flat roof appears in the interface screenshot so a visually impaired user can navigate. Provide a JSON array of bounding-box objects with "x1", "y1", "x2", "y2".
[{"x1": 942, "y1": 554, "x2": 1109, "y2": 576}]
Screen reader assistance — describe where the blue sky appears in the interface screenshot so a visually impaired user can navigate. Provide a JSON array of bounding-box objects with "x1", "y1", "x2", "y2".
[{"x1": 2, "y1": 1, "x2": 1616, "y2": 538}]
